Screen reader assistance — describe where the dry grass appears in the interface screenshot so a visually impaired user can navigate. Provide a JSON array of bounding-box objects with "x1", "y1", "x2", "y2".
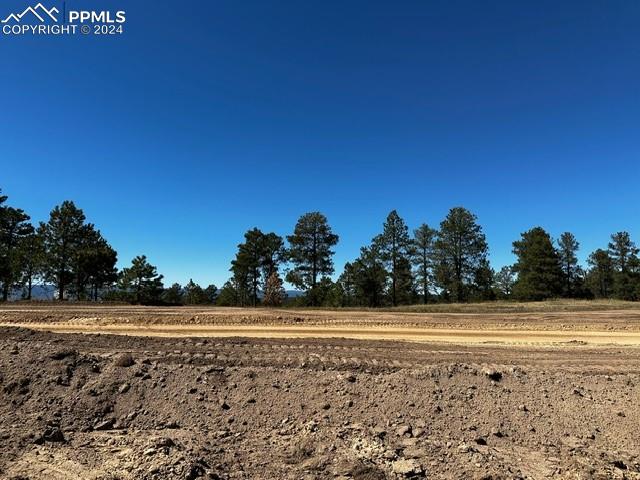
[
  {"x1": 400, "y1": 299, "x2": 640, "y2": 313},
  {"x1": 304, "y1": 299, "x2": 640, "y2": 314}
]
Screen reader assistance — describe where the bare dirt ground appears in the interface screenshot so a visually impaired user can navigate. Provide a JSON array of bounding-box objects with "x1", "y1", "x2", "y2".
[
  {"x1": 1, "y1": 305, "x2": 639, "y2": 479},
  {"x1": 3, "y1": 303, "x2": 640, "y2": 330}
]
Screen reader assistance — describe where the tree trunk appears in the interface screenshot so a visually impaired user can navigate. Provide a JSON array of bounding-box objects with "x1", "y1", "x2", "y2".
[{"x1": 423, "y1": 278, "x2": 428, "y2": 304}]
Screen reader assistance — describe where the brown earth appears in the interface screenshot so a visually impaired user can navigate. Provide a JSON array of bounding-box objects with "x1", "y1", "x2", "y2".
[
  {"x1": 3, "y1": 304, "x2": 640, "y2": 330},
  {"x1": 0, "y1": 305, "x2": 639, "y2": 479}
]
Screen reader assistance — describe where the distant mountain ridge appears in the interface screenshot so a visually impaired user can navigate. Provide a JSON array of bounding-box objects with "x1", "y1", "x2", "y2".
[
  {"x1": 9, "y1": 285, "x2": 56, "y2": 301},
  {"x1": 8, "y1": 285, "x2": 303, "y2": 302}
]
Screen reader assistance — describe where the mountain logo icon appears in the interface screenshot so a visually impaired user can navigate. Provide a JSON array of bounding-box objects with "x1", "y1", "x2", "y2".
[{"x1": 1, "y1": 3, "x2": 59, "y2": 23}]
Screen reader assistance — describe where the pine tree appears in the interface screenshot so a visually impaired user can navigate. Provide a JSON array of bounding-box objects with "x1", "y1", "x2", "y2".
[
  {"x1": 557, "y1": 232, "x2": 580, "y2": 297},
  {"x1": 184, "y1": 279, "x2": 209, "y2": 304},
  {"x1": 17, "y1": 232, "x2": 45, "y2": 300},
  {"x1": 337, "y1": 262, "x2": 358, "y2": 307},
  {"x1": 263, "y1": 271, "x2": 286, "y2": 307},
  {"x1": 608, "y1": 232, "x2": 640, "y2": 300},
  {"x1": 586, "y1": 249, "x2": 614, "y2": 298},
  {"x1": 39, "y1": 201, "x2": 87, "y2": 301},
  {"x1": 216, "y1": 280, "x2": 241, "y2": 306},
  {"x1": 163, "y1": 283, "x2": 185, "y2": 304},
  {"x1": 286, "y1": 212, "x2": 339, "y2": 305},
  {"x1": 472, "y1": 258, "x2": 495, "y2": 301},
  {"x1": 352, "y1": 244, "x2": 387, "y2": 307},
  {"x1": 118, "y1": 255, "x2": 164, "y2": 304},
  {"x1": 493, "y1": 265, "x2": 515, "y2": 299},
  {"x1": 434, "y1": 207, "x2": 489, "y2": 302},
  {"x1": 412, "y1": 223, "x2": 437, "y2": 304},
  {"x1": 231, "y1": 229, "x2": 284, "y2": 307},
  {"x1": 512, "y1": 227, "x2": 563, "y2": 300},
  {"x1": 374, "y1": 210, "x2": 413, "y2": 306},
  {"x1": 0, "y1": 194, "x2": 34, "y2": 301},
  {"x1": 72, "y1": 225, "x2": 118, "y2": 300},
  {"x1": 261, "y1": 232, "x2": 285, "y2": 281},
  {"x1": 204, "y1": 284, "x2": 218, "y2": 304},
  {"x1": 231, "y1": 228, "x2": 264, "y2": 306},
  {"x1": 229, "y1": 264, "x2": 251, "y2": 307}
]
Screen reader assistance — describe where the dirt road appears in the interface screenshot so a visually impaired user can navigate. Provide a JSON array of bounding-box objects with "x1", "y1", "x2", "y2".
[
  {"x1": 5, "y1": 322, "x2": 640, "y2": 346},
  {"x1": 4, "y1": 304, "x2": 640, "y2": 332},
  {"x1": 4, "y1": 304, "x2": 640, "y2": 347}
]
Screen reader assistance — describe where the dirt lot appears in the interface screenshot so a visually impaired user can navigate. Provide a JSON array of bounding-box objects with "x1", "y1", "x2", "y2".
[
  {"x1": 1, "y1": 305, "x2": 639, "y2": 479},
  {"x1": 3, "y1": 303, "x2": 640, "y2": 330}
]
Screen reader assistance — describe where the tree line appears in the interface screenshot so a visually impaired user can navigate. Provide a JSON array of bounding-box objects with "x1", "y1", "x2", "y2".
[
  {"x1": 0, "y1": 190, "x2": 216, "y2": 304},
  {"x1": 2, "y1": 188, "x2": 639, "y2": 305},
  {"x1": 224, "y1": 208, "x2": 640, "y2": 307}
]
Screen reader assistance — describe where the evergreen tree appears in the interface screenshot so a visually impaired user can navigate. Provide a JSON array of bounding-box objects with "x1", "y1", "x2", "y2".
[
  {"x1": 337, "y1": 262, "x2": 358, "y2": 307},
  {"x1": 261, "y1": 232, "x2": 285, "y2": 281},
  {"x1": 72, "y1": 225, "x2": 118, "y2": 300},
  {"x1": 352, "y1": 244, "x2": 387, "y2": 307},
  {"x1": 17, "y1": 232, "x2": 45, "y2": 300},
  {"x1": 493, "y1": 265, "x2": 515, "y2": 299},
  {"x1": 434, "y1": 207, "x2": 489, "y2": 302},
  {"x1": 586, "y1": 249, "x2": 614, "y2": 298},
  {"x1": 557, "y1": 232, "x2": 580, "y2": 297},
  {"x1": 39, "y1": 201, "x2": 87, "y2": 301},
  {"x1": 608, "y1": 232, "x2": 640, "y2": 300},
  {"x1": 0, "y1": 194, "x2": 34, "y2": 301},
  {"x1": 184, "y1": 279, "x2": 209, "y2": 304},
  {"x1": 229, "y1": 263, "x2": 251, "y2": 307},
  {"x1": 216, "y1": 280, "x2": 241, "y2": 306},
  {"x1": 86, "y1": 235, "x2": 118, "y2": 301},
  {"x1": 472, "y1": 258, "x2": 495, "y2": 301},
  {"x1": 286, "y1": 212, "x2": 339, "y2": 305},
  {"x1": 163, "y1": 283, "x2": 185, "y2": 305},
  {"x1": 263, "y1": 271, "x2": 286, "y2": 307},
  {"x1": 231, "y1": 229, "x2": 284, "y2": 307},
  {"x1": 411, "y1": 223, "x2": 437, "y2": 304},
  {"x1": 204, "y1": 284, "x2": 218, "y2": 304},
  {"x1": 118, "y1": 255, "x2": 164, "y2": 304},
  {"x1": 231, "y1": 228, "x2": 265, "y2": 306},
  {"x1": 374, "y1": 210, "x2": 413, "y2": 306},
  {"x1": 314, "y1": 277, "x2": 339, "y2": 307},
  {"x1": 512, "y1": 227, "x2": 563, "y2": 300}
]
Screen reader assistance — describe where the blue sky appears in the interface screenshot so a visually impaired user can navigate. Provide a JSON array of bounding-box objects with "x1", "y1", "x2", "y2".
[{"x1": 1, "y1": 0, "x2": 639, "y2": 286}]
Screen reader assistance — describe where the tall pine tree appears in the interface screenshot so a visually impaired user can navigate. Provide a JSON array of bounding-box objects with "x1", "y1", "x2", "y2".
[
  {"x1": 374, "y1": 210, "x2": 413, "y2": 306},
  {"x1": 0, "y1": 194, "x2": 34, "y2": 301},
  {"x1": 512, "y1": 227, "x2": 563, "y2": 300},
  {"x1": 412, "y1": 223, "x2": 436, "y2": 304},
  {"x1": 608, "y1": 232, "x2": 639, "y2": 300},
  {"x1": 586, "y1": 249, "x2": 614, "y2": 298},
  {"x1": 39, "y1": 201, "x2": 86, "y2": 301},
  {"x1": 286, "y1": 212, "x2": 339, "y2": 306},
  {"x1": 352, "y1": 244, "x2": 387, "y2": 307},
  {"x1": 434, "y1": 207, "x2": 488, "y2": 302},
  {"x1": 557, "y1": 232, "x2": 580, "y2": 297}
]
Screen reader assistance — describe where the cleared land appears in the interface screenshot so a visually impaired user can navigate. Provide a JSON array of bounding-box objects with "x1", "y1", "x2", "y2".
[{"x1": 1, "y1": 304, "x2": 639, "y2": 479}]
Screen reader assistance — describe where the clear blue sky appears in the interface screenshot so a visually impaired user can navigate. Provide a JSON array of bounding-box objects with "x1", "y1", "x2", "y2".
[{"x1": 1, "y1": 0, "x2": 639, "y2": 286}]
